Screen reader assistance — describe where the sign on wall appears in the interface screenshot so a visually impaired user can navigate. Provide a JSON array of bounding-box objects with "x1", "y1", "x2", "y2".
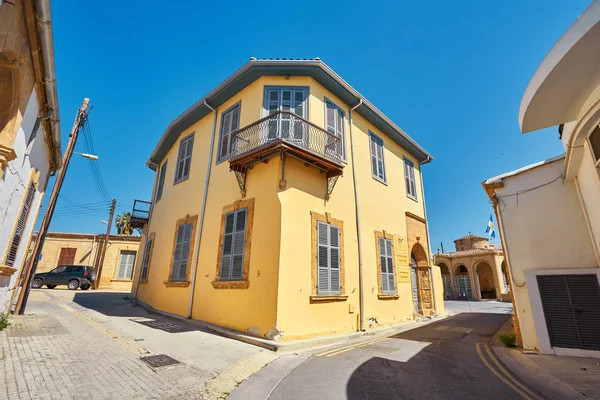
[
  {"x1": 395, "y1": 235, "x2": 409, "y2": 266},
  {"x1": 397, "y1": 267, "x2": 411, "y2": 283}
]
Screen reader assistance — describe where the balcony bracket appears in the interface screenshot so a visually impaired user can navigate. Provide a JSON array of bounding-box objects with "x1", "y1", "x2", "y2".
[
  {"x1": 279, "y1": 151, "x2": 287, "y2": 190},
  {"x1": 232, "y1": 165, "x2": 248, "y2": 198},
  {"x1": 325, "y1": 171, "x2": 342, "y2": 201}
]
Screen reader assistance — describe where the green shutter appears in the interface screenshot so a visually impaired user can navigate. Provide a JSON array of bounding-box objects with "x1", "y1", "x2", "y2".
[
  {"x1": 220, "y1": 209, "x2": 247, "y2": 281},
  {"x1": 317, "y1": 222, "x2": 341, "y2": 295}
]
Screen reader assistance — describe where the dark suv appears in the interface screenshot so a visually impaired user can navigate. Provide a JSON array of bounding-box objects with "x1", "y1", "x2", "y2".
[{"x1": 32, "y1": 265, "x2": 97, "y2": 290}]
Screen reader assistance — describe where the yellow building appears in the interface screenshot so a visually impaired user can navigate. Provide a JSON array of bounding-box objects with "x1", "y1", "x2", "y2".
[
  {"x1": 26, "y1": 232, "x2": 140, "y2": 291},
  {"x1": 483, "y1": 2, "x2": 600, "y2": 356},
  {"x1": 131, "y1": 58, "x2": 444, "y2": 342}
]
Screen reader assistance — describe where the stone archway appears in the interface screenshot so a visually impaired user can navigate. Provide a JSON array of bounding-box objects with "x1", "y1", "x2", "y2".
[
  {"x1": 437, "y1": 262, "x2": 453, "y2": 300},
  {"x1": 0, "y1": 51, "x2": 20, "y2": 144},
  {"x1": 455, "y1": 265, "x2": 473, "y2": 300},
  {"x1": 410, "y1": 243, "x2": 434, "y2": 315},
  {"x1": 476, "y1": 262, "x2": 495, "y2": 299}
]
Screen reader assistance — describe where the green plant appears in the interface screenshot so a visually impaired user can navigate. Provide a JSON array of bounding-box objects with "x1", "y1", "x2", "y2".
[
  {"x1": 0, "y1": 313, "x2": 9, "y2": 331},
  {"x1": 116, "y1": 212, "x2": 133, "y2": 235},
  {"x1": 499, "y1": 333, "x2": 517, "y2": 348}
]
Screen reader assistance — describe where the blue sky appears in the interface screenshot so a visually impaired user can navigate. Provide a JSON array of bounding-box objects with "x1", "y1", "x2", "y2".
[{"x1": 42, "y1": 0, "x2": 590, "y2": 252}]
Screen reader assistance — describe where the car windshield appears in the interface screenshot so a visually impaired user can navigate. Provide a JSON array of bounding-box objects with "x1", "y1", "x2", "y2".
[{"x1": 51, "y1": 266, "x2": 67, "y2": 273}]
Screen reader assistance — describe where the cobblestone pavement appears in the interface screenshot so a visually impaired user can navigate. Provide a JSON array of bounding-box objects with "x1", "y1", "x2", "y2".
[{"x1": 0, "y1": 290, "x2": 276, "y2": 400}]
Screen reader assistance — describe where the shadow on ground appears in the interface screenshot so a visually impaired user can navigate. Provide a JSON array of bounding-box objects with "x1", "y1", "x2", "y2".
[{"x1": 71, "y1": 292, "x2": 205, "y2": 334}]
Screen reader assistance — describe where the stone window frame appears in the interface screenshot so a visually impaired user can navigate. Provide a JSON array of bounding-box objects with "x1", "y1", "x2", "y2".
[
  {"x1": 139, "y1": 232, "x2": 155, "y2": 284},
  {"x1": 212, "y1": 198, "x2": 254, "y2": 289},
  {"x1": 310, "y1": 211, "x2": 347, "y2": 303},
  {"x1": 374, "y1": 230, "x2": 399, "y2": 300},
  {"x1": 164, "y1": 214, "x2": 198, "y2": 288}
]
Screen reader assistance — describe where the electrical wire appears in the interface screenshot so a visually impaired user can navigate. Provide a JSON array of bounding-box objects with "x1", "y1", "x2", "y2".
[{"x1": 79, "y1": 117, "x2": 113, "y2": 204}]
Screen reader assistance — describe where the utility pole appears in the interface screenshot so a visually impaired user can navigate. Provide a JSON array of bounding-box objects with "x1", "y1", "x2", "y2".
[
  {"x1": 94, "y1": 199, "x2": 116, "y2": 289},
  {"x1": 15, "y1": 99, "x2": 90, "y2": 315}
]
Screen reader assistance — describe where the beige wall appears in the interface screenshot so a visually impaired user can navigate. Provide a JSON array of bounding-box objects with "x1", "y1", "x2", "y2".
[
  {"x1": 28, "y1": 233, "x2": 140, "y2": 291},
  {"x1": 495, "y1": 158, "x2": 597, "y2": 350}
]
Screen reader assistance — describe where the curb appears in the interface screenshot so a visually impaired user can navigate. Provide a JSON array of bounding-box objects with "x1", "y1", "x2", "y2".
[{"x1": 128, "y1": 296, "x2": 449, "y2": 353}]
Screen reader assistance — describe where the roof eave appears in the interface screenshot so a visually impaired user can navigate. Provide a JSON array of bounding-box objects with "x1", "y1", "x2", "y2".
[{"x1": 147, "y1": 59, "x2": 433, "y2": 168}]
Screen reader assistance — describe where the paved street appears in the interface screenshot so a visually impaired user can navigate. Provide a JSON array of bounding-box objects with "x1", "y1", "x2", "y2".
[
  {"x1": 266, "y1": 311, "x2": 529, "y2": 400},
  {"x1": 0, "y1": 289, "x2": 276, "y2": 400}
]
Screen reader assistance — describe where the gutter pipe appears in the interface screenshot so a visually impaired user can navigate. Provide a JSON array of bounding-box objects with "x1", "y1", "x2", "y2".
[
  {"x1": 349, "y1": 98, "x2": 365, "y2": 331},
  {"x1": 420, "y1": 155, "x2": 438, "y2": 314},
  {"x1": 188, "y1": 100, "x2": 218, "y2": 319},
  {"x1": 133, "y1": 161, "x2": 159, "y2": 300}
]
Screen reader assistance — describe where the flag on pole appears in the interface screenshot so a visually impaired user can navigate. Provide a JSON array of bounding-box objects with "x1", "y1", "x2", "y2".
[{"x1": 485, "y1": 213, "x2": 496, "y2": 239}]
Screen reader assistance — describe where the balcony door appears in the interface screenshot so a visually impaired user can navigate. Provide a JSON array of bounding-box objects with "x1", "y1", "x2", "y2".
[{"x1": 264, "y1": 87, "x2": 308, "y2": 143}]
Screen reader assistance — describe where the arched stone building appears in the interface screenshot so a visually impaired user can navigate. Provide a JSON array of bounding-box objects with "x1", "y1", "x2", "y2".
[{"x1": 433, "y1": 234, "x2": 510, "y2": 301}]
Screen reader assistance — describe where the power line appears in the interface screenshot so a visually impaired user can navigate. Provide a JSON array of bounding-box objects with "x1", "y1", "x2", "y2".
[{"x1": 79, "y1": 117, "x2": 112, "y2": 204}]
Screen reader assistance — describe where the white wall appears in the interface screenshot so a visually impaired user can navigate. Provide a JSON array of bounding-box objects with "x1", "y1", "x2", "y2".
[
  {"x1": 0, "y1": 89, "x2": 50, "y2": 313},
  {"x1": 496, "y1": 157, "x2": 597, "y2": 350}
]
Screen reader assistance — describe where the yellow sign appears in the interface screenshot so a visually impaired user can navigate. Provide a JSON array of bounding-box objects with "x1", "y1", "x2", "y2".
[
  {"x1": 395, "y1": 235, "x2": 409, "y2": 266},
  {"x1": 397, "y1": 267, "x2": 411, "y2": 283}
]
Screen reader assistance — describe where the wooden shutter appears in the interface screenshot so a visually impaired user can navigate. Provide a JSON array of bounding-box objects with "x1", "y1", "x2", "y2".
[
  {"x1": 5, "y1": 183, "x2": 36, "y2": 266},
  {"x1": 404, "y1": 159, "x2": 417, "y2": 199},
  {"x1": 171, "y1": 223, "x2": 192, "y2": 281},
  {"x1": 370, "y1": 135, "x2": 385, "y2": 181},
  {"x1": 379, "y1": 238, "x2": 395, "y2": 294},
  {"x1": 141, "y1": 239, "x2": 152, "y2": 279},
  {"x1": 156, "y1": 161, "x2": 168, "y2": 201},
  {"x1": 220, "y1": 209, "x2": 247, "y2": 281},
  {"x1": 317, "y1": 222, "x2": 341, "y2": 295},
  {"x1": 57, "y1": 247, "x2": 76, "y2": 266},
  {"x1": 175, "y1": 135, "x2": 194, "y2": 183},
  {"x1": 220, "y1": 106, "x2": 241, "y2": 160},
  {"x1": 117, "y1": 251, "x2": 136, "y2": 280}
]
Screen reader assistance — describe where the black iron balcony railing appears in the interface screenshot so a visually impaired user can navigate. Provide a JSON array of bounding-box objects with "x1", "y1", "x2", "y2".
[
  {"x1": 230, "y1": 111, "x2": 343, "y2": 164},
  {"x1": 130, "y1": 199, "x2": 151, "y2": 230}
]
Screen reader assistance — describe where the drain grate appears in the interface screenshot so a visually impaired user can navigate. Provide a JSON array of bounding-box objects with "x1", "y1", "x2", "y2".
[{"x1": 140, "y1": 354, "x2": 180, "y2": 368}]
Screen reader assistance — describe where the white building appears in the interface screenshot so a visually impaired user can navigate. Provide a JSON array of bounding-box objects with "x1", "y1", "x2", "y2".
[
  {"x1": 0, "y1": 0, "x2": 61, "y2": 313},
  {"x1": 483, "y1": 1, "x2": 600, "y2": 357}
]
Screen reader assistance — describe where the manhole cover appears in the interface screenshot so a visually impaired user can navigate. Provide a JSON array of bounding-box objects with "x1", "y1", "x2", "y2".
[{"x1": 140, "y1": 354, "x2": 180, "y2": 368}]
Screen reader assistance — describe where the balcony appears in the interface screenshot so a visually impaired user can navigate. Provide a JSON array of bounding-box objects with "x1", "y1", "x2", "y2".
[
  {"x1": 130, "y1": 200, "x2": 151, "y2": 230},
  {"x1": 229, "y1": 111, "x2": 344, "y2": 199}
]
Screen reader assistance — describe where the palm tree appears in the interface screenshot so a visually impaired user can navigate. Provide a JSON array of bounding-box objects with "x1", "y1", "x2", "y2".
[{"x1": 115, "y1": 212, "x2": 133, "y2": 235}]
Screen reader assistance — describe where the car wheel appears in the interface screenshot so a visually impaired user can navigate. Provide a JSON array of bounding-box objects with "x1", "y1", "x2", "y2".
[
  {"x1": 67, "y1": 279, "x2": 79, "y2": 290},
  {"x1": 46, "y1": 285, "x2": 56, "y2": 289},
  {"x1": 80, "y1": 284, "x2": 90, "y2": 291},
  {"x1": 32, "y1": 278, "x2": 43, "y2": 289}
]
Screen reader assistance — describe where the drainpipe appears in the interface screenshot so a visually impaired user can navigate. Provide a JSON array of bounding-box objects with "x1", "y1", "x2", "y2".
[
  {"x1": 188, "y1": 100, "x2": 218, "y2": 319},
  {"x1": 349, "y1": 98, "x2": 365, "y2": 331},
  {"x1": 420, "y1": 156, "x2": 438, "y2": 315},
  {"x1": 133, "y1": 161, "x2": 159, "y2": 300}
]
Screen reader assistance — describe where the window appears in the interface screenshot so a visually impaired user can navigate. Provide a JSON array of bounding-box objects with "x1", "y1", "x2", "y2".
[
  {"x1": 155, "y1": 161, "x2": 167, "y2": 202},
  {"x1": 214, "y1": 199, "x2": 254, "y2": 289},
  {"x1": 170, "y1": 221, "x2": 194, "y2": 282},
  {"x1": 51, "y1": 266, "x2": 66, "y2": 274},
  {"x1": 263, "y1": 87, "x2": 308, "y2": 141},
  {"x1": 5, "y1": 183, "x2": 36, "y2": 266},
  {"x1": 589, "y1": 126, "x2": 600, "y2": 166},
  {"x1": 140, "y1": 233, "x2": 154, "y2": 281},
  {"x1": 218, "y1": 103, "x2": 241, "y2": 161},
  {"x1": 325, "y1": 100, "x2": 345, "y2": 160},
  {"x1": 370, "y1": 133, "x2": 386, "y2": 183},
  {"x1": 116, "y1": 250, "x2": 136, "y2": 280},
  {"x1": 57, "y1": 247, "x2": 77, "y2": 266},
  {"x1": 404, "y1": 158, "x2": 417, "y2": 200},
  {"x1": 378, "y1": 237, "x2": 396, "y2": 295},
  {"x1": 317, "y1": 221, "x2": 341, "y2": 295},
  {"x1": 219, "y1": 208, "x2": 247, "y2": 281},
  {"x1": 174, "y1": 134, "x2": 194, "y2": 184}
]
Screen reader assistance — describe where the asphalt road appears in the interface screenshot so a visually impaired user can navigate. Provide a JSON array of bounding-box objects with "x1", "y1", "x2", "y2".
[{"x1": 269, "y1": 312, "x2": 530, "y2": 400}]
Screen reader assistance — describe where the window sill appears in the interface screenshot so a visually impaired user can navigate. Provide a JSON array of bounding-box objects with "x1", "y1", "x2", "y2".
[
  {"x1": 110, "y1": 279, "x2": 133, "y2": 283},
  {"x1": 212, "y1": 280, "x2": 249, "y2": 289},
  {"x1": 0, "y1": 265, "x2": 18, "y2": 277},
  {"x1": 378, "y1": 294, "x2": 399, "y2": 300},
  {"x1": 173, "y1": 177, "x2": 189, "y2": 186},
  {"x1": 139, "y1": 280, "x2": 148, "y2": 285},
  {"x1": 372, "y1": 175, "x2": 387, "y2": 186},
  {"x1": 407, "y1": 195, "x2": 418, "y2": 203},
  {"x1": 163, "y1": 281, "x2": 190, "y2": 288},
  {"x1": 310, "y1": 295, "x2": 348, "y2": 303}
]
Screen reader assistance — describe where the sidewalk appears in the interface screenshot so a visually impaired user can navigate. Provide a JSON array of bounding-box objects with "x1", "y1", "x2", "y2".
[
  {"x1": 0, "y1": 289, "x2": 277, "y2": 400},
  {"x1": 494, "y1": 346, "x2": 600, "y2": 399}
]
